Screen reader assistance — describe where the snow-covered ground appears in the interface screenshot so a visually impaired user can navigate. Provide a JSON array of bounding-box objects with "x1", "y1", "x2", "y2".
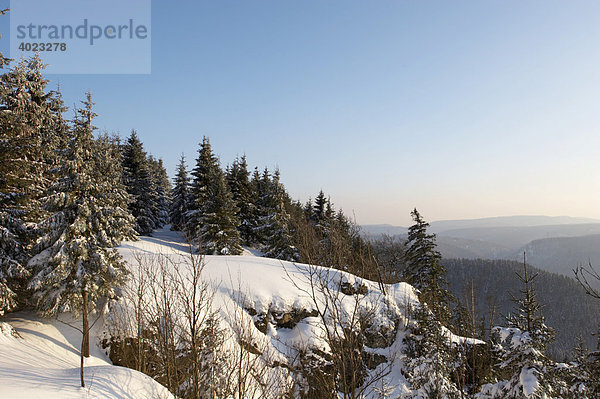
[
  {"x1": 0, "y1": 313, "x2": 173, "y2": 398},
  {"x1": 0, "y1": 228, "x2": 422, "y2": 398},
  {"x1": 117, "y1": 228, "x2": 419, "y2": 398}
]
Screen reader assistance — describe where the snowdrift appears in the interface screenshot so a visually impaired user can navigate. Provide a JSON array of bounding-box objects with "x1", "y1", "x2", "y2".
[
  {"x1": 114, "y1": 228, "x2": 422, "y2": 398},
  {"x1": 0, "y1": 228, "x2": 443, "y2": 398},
  {"x1": 0, "y1": 313, "x2": 173, "y2": 398}
]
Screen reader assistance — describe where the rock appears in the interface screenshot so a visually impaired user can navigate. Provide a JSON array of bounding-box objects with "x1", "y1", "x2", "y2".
[
  {"x1": 341, "y1": 281, "x2": 368, "y2": 296},
  {"x1": 251, "y1": 306, "x2": 319, "y2": 333},
  {"x1": 272, "y1": 308, "x2": 318, "y2": 329},
  {"x1": 363, "y1": 352, "x2": 388, "y2": 370},
  {"x1": 363, "y1": 320, "x2": 398, "y2": 348}
]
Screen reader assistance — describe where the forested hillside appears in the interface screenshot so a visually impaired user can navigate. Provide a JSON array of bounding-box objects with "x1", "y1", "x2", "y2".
[{"x1": 442, "y1": 258, "x2": 600, "y2": 361}]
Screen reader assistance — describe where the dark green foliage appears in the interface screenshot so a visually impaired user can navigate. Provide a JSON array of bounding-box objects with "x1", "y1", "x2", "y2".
[
  {"x1": 198, "y1": 168, "x2": 242, "y2": 255},
  {"x1": 187, "y1": 137, "x2": 221, "y2": 240},
  {"x1": 257, "y1": 170, "x2": 298, "y2": 261},
  {"x1": 0, "y1": 55, "x2": 67, "y2": 314},
  {"x1": 403, "y1": 209, "x2": 454, "y2": 324},
  {"x1": 226, "y1": 156, "x2": 257, "y2": 245},
  {"x1": 252, "y1": 168, "x2": 273, "y2": 244},
  {"x1": 147, "y1": 156, "x2": 171, "y2": 227},
  {"x1": 187, "y1": 137, "x2": 242, "y2": 255},
  {"x1": 122, "y1": 131, "x2": 158, "y2": 235},
  {"x1": 29, "y1": 92, "x2": 135, "y2": 315},
  {"x1": 169, "y1": 154, "x2": 190, "y2": 232},
  {"x1": 312, "y1": 190, "x2": 327, "y2": 226}
]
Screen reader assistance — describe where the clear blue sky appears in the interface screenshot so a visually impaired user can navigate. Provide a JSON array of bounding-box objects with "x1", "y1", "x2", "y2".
[{"x1": 2, "y1": 0, "x2": 600, "y2": 226}]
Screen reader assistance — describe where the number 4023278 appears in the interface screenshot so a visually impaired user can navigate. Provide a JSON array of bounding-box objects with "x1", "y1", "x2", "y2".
[{"x1": 19, "y1": 42, "x2": 67, "y2": 51}]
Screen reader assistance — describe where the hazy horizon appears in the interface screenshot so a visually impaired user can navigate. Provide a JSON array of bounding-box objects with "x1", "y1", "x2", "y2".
[
  {"x1": 3, "y1": 0, "x2": 600, "y2": 226},
  {"x1": 362, "y1": 214, "x2": 600, "y2": 228}
]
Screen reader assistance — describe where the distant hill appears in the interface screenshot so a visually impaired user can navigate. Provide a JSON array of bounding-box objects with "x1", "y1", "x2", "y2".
[
  {"x1": 430, "y1": 215, "x2": 599, "y2": 232},
  {"x1": 436, "y1": 236, "x2": 510, "y2": 259},
  {"x1": 361, "y1": 215, "x2": 600, "y2": 239},
  {"x1": 360, "y1": 224, "x2": 407, "y2": 237},
  {"x1": 512, "y1": 234, "x2": 600, "y2": 282},
  {"x1": 363, "y1": 217, "x2": 600, "y2": 285},
  {"x1": 362, "y1": 218, "x2": 600, "y2": 260},
  {"x1": 436, "y1": 223, "x2": 600, "y2": 250}
]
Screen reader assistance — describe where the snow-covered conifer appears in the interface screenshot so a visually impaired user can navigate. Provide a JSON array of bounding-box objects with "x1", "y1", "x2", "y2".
[
  {"x1": 169, "y1": 154, "x2": 190, "y2": 231},
  {"x1": 404, "y1": 304, "x2": 462, "y2": 399},
  {"x1": 122, "y1": 131, "x2": 158, "y2": 235},
  {"x1": 226, "y1": 155, "x2": 256, "y2": 245},
  {"x1": 147, "y1": 155, "x2": 171, "y2": 227},
  {"x1": 187, "y1": 137, "x2": 221, "y2": 240},
  {"x1": 29, "y1": 93, "x2": 134, "y2": 352},
  {"x1": 258, "y1": 170, "x2": 298, "y2": 261},
  {"x1": 403, "y1": 208, "x2": 454, "y2": 324},
  {"x1": 198, "y1": 168, "x2": 242, "y2": 255},
  {"x1": 477, "y1": 257, "x2": 559, "y2": 399},
  {"x1": 0, "y1": 56, "x2": 68, "y2": 314}
]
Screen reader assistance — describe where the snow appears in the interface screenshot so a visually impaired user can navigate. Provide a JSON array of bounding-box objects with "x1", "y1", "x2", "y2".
[
  {"x1": 520, "y1": 367, "x2": 540, "y2": 397},
  {"x1": 0, "y1": 227, "x2": 449, "y2": 398},
  {"x1": 115, "y1": 227, "x2": 418, "y2": 398},
  {"x1": 0, "y1": 312, "x2": 173, "y2": 399},
  {"x1": 118, "y1": 228, "x2": 420, "y2": 323}
]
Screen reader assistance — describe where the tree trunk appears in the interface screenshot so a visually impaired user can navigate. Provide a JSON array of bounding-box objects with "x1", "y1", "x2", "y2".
[
  {"x1": 82, "y1": 289, "x2": 90, "y2": 358},
  {"x1": 80, "y1": 345, "x2": 85, "y2": 388}
]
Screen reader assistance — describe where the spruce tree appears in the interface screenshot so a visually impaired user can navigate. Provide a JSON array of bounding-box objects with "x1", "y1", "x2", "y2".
[
  {"x1": 247, "y1": 166, "x2": 263, "y2": 243},
  {"x1": 403, "y1": 208, "x2": 453, "y2": 324},
  {"x1": 479, "y1": 255, "x2": 558, "y2": 398},
  {"x1": 122, "y1": 131, "x2": 157, "y2": 235},
  {"x1": 303, "y1": 198, "x2": 314, "y2": 221},
  {"x1": 555, "y1": 337, "x2": 597, "y2": 398},
  {"x1": 148, "y1": 155, "x2": 170, "y2": 227},
  {"x1": 93, "y1": 133, "x2": 137, "y2": 246},
  {"x1": 312, "y1": 190, "x2": 328, "y2": 225},
  {"x1": 260, "y1": 170, "x2": 298, "y2": 261},
  {"x1": 0, "y1": 55, "x2": 68, "y2": 314},
  {"x1": 253, "y1": 168, "x2": 272, "y2": 244},
  {"x1": 169, "y1": 154, "x2": 191, "y2": 232},
  {"x1": 226, "y1": 155, "x2": 256, "y2": 245},
  {"x1": 404, "y1": 304, "x2": 462, "y2": 399},
  {"x1": 29, "y1": 92, "x2": 135, "y2": 356},
  {"x1": 198, "y1": 168, "x2": 242, "y2": 255},
  {"x1": 187, "y1": 137, "x2": 221, "y2": 240}
]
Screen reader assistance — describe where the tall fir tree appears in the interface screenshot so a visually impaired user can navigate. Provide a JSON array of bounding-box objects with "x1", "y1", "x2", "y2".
[
  {"x1": 259, "y1": 169, "x2": 298, "y2": 261},
  {"x1": 226, "y1": 155, "x2": 256, "y2": 245},
  {"x1": 92, "y1": 133, "x2": 137, "y2": 246},
  {"x1": 122, "y1": 131, "x2": 158, "y2": 235},
  {"x1": 478, "y1": 255, "x2": 558, "y2": 399},
  {"x1": 312, "y1": 190, "x2": 328, "y2": 225},
  {"x1": 403, "y1": 208, "x2": 453, "y2": 324},
  {"x1": 29, "y1": 92, "x2": 135, "y2": 354},
  {"x1": 198, "y1": 168, "x2": 242, "y2": 255},
  {"x1": 169, "y1": 154, "x2": 191, "y2": 232},
  {"x1": 253, "y1": 168, "x2": 272, "y2": 244},
  {"x1": 147, "y1": 155, "x2": 171, "y2": 227},
  {"x1": 0, "y1": 55, "x2": 68, "y2": 314},
  {"x1": 187, "y1": 137, "x2": 221, "y2": 240}
]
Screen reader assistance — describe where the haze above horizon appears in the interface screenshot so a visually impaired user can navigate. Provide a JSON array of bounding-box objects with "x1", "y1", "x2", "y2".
[{"x1": 2, "y1": 0, "x2": 599, "y2": 226}]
